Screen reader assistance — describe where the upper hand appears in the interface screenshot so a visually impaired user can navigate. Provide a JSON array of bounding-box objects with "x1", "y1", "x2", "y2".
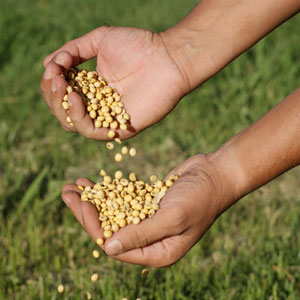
[{"x1": 40, "y1": 26, "x2": 190, "y2": 140}]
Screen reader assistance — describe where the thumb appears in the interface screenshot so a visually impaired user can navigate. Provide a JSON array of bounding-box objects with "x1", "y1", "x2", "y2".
[
  {"x1": 43, "y1": 26, "x2": 111, "y2": 67},
  {"x1": 104, "y1": 207, "x2": 183, "y2": 256}
]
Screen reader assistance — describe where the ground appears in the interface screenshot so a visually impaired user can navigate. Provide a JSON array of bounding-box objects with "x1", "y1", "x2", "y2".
[{"x1": 0, "y1": 0, "x2": 299, "y2": 299}]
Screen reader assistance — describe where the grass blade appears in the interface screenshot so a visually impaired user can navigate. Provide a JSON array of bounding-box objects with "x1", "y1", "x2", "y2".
[{"x1": 16, "y1": 166, "x2": 49, "y2": 215}]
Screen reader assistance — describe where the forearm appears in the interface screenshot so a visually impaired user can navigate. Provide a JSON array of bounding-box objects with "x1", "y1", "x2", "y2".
[
  {"x1": 211, "y1": 88, "x2": 300, "y2": 211},
  {"x1": 162, "y1": 0, "x2": 300, "y2": 90}
]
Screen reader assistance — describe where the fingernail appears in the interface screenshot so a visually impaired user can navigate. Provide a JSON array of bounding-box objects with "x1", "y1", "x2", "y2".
[
  {"x1": 55, "y1": 52, "x2": 65, "y2": 66},
  {"x1": 68, "y1": 97, "x2": 73, "y2": 107},
  {"x1": 105, "y1": 240, "x2": 123, "y2": 256},
  {"x1": 44, "y1": 68, "x2": 53, "y2": 80},
  {"x1": 51, "y1": 79, "x2": 56, "y2": 92}
]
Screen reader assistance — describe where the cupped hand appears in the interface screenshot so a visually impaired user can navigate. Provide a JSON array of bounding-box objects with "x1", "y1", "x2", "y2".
[
  {"x1": 40, "y1": 26, "x2": 190, "y2": 140},
  {"x1": 62, "y1": 154, "x2": 232, "y2": 267}
]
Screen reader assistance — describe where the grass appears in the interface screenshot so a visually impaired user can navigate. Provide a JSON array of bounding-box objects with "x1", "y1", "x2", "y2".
[{"x1": 0, "y1": 0, "x2": 299, "y2": 299}]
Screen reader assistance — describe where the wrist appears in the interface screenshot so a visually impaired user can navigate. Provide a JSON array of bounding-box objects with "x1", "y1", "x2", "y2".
[
  {"x1": 160, "y1": 26, "x2": 224, "y2": 92},
  {"x1": 206, "y1": 142, "x2": 248, "y2": 214},
  {"x1": 160, "y1": 0, "x2": 300, "y2": 92},
  {"x1": 184, "y1": 152, "x2": 243, "y2": 217}
]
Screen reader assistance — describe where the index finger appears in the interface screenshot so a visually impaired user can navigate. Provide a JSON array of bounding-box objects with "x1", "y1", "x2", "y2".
[
  {"x1": 40, "y1": 51, "x2": 73, "y2": 114},
  {"x1": 43, "y1": 27, "x2": 111, "y2": 68}
]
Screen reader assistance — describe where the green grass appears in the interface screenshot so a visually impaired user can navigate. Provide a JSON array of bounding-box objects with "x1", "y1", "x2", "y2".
[{"x1": 0, "y1": 1, "x2": 299, "y2": 299}]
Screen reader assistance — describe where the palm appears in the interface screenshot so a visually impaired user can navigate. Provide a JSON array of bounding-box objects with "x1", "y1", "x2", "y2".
[
  {"x1": 62, "y1": 154, "x2": 221, "y2": 267},
  {"x1": 132, "y1": 155, "x2": 220, "y2": 265},
  {"x1": 94, "y1": 27, "x2": 186, "y2": 136}
]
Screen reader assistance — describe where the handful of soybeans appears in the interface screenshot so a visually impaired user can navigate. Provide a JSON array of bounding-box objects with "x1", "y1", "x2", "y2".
[
  {"x1": 78, "y1": 171, "x2": 178, "y2": 239},
  {"x1": 61, "y1": 67, "x2": 130, "y2": 137}
]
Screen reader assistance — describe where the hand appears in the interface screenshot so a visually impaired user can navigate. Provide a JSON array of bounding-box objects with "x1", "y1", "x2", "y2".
[
  {"x1": 61, "y1": 154, "x2": 234, "y2": 267},
  {"x1": 40, "y1": 26, "x2": 190, "y2": 140}
]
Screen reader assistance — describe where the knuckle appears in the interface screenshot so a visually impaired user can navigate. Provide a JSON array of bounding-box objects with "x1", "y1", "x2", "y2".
[
  {"x1": 65, "y1": 40, "x2": 75, "y2": 48},
  {"x1": 43, "y1": 55, "x2": 51, "y2": 67},
  {"x1": 97, "y1": 25, "x2": 111, "y2": 36}
]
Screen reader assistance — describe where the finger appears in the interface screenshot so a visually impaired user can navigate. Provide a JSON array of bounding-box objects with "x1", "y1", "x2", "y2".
[
  {"x1": 50, "y1": 74, "x2": 75, "y2": 130},
  {"x1": 74, "y1": 177, "x2": 106, "y2": 250},
  {"x1": 50, "y1": 51, "x2": 73, "y2": 70},
  {"x1": 81, "y1": 201, "x2": 105, "y2": 250},
  {"x1": 103, "y1": 206, "x2": 184, "y2": 257},
  {"x1": 43, "y1": 27, "x2": 111, "y2": 68},
  {"x1": 61, "y1": 180, "x2": 97, "y2": 232},
  {"x1": 68, "y1": 92, "x2": 111, "y2": 140},
  {"x1": 61, "y1": 190, "x2": 84, "y2": 226},
  {"x1": 75, "y1": 178, "x2": 95, "y2": 187},
  {"x1": 42, "y1": 51, "x2": 72, "y2": 105},
  {"x1": 48, "y1": 52, "x2": 76, "y2": 130},
  {"x1": 41, "y1": 53, "x2": 77, "y2": 131},
  {"x1": 41, "y1": 61, "x2": 63, "y2": 110},
  {"x1": 62, "y1": 183, "x2": 81, "y2": 193},
  {"x1": 67, "y1": 92, "x2": 95, "y2": 137},
  {"x1": 68, "y1": 93, "x2": 129, "y2": 140}
]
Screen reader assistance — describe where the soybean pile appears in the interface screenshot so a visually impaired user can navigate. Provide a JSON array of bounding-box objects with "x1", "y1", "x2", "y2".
[{"x1": 79, "y1": 168, "x2": 178, "y2": 239}]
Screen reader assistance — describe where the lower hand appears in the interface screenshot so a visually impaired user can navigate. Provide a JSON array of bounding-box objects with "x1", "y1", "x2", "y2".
[{"x1": 62, "y1": 153, "x2": 234, "y2": 267}]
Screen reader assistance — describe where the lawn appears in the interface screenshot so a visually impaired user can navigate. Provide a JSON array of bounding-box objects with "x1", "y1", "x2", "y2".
[{"x1": 0, "y1": 0, "x2": 299, "y2": 299}]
